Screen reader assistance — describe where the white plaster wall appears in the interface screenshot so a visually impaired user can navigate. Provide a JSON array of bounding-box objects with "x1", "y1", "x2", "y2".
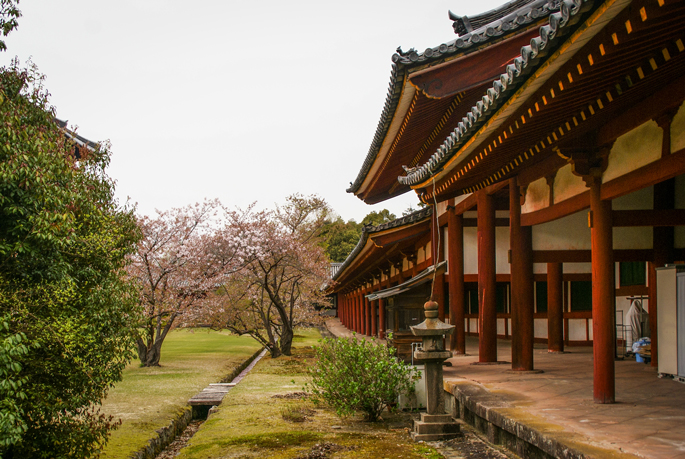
[
  {"x1": 612, "y1": 186, "x2": 653, "y2": 210},
  {"x1": 464, "y1": 227, "x2": 478, "y2": 274},
  {"x1": 564, "y1": 262, "x2": 592, "y2": 274},
  {"x1": 496, "y1": 227, "x2": 511, "y2": 274},
  {"x1": 522, "y1": 177, "x2": 549, "y2": 213},
  {"x1": 469, "y1": 318, "x2": 478, "y2": 332},
  {"x1": 603, "y1": 120, "x2": 662, "y2": 183},
  {"x1": 675, "y1": 174, "x2": 685, "y2": 249},
  {"x1": 425, "y1": 242, "x2": 431, "y2": 261},
  {"x1": 463, "y1": 211, "x2": 477, "y2": 218},
  {"x1": 418, "y1": 246, "x2": 425, "y2": 264},
  {"x1": 614, "y1": 227, "x2": 653, "y2": 250},
  {"x1": 533, "y1": 211, "x2": 591, "y2": 250},
  {"x1": 534, "y1": 319, "x2": 548, "y2": 339},
  {"x1": 568, "y1": 319, "x2": 588, "y2": 341},
  {"x1": 554, "y1": 164, "x2": 587, "y2": 204},
  {"x1": 497, "y1": 318, "x2": 506, "y2": 336},
  {"x1": 671, "y1": 102, "x2": 685, "y2": 153},
  {"x1": 533, "y1": 263, "x2": 546, "y2": 274}
]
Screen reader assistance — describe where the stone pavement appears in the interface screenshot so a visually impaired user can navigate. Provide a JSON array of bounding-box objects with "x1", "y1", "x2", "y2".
[
  {"x1": 442, "y1": 338, "x2": 685, "y2": 459},
  {"x1": 324, "y1": 318, "x2": 685, "y2": 458}
]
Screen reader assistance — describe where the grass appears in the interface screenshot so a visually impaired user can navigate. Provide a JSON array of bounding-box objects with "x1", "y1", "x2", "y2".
[
  {"x1": 100, "y1": 329, "x2": 262, "y2": 458},
  {"x1": 177, "y1": 329, "x2": 443, "y2": 459}
]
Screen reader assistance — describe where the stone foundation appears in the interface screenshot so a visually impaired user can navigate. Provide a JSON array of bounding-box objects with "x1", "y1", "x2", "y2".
[{"x1": 444, "y1": 382, "x2": 591, "y2": 459}]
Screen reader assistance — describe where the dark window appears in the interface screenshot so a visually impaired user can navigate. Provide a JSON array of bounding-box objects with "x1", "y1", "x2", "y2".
[
  {"x1": 536, "y1": 282, "x2": 548, "y2": 313},
  {"x1": 466, "y1": 289, "x2": 478, "y2": 314},
  {"x1": 620, "y1": 261, "x2": 646, "y2": 287},
  {"x1": 496, "y1": 283, "x2": 508, "y2": 314},
  {"x1": 571, "y1": 281, "x2": 592, "y2": 311}
]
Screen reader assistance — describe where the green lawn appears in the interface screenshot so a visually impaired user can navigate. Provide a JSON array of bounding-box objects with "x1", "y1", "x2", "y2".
[
  {"x1": 178, "y1": 329, "x2": 442, "y2": 459},
  {"x1": 100, "y1": 329, "x2": 262, "y2": 458}
]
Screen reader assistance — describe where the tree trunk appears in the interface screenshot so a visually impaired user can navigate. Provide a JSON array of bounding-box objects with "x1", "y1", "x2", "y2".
[
  {"x1": 137, "y1": 337, "x2": 163, "y2": 366},
  {"x1": 279, "y1": 323, "x2": 294, "y2": 356}
]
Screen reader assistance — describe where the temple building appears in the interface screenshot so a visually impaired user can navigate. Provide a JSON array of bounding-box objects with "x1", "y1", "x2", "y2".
[{"x1": 328, "y1": 0, "x2": 685, "y2": 405}]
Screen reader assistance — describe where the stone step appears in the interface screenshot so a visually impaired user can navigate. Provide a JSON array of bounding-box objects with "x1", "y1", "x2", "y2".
[
  {"x1": 419, "y1": 413, "x2": 454, "y2": 424},
  {"x1": 413, "y1": 420, "x2": 461, "y2": 436}
]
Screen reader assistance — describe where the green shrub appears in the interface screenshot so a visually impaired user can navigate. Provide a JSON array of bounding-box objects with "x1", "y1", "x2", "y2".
[{"x1": 306, "y1": 337, "x2": 419, "y2": 421}]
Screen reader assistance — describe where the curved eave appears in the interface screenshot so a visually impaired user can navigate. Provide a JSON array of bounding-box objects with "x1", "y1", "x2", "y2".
[
  {"x1": 401, "y1": 0, "x2": 604, "y2": 191},
  {"x1": 330, "y1": 208, "x2": 432, "y2": 289},
  {"x1": 347, "y1": 0, "x2": 559, "y2": 199}
]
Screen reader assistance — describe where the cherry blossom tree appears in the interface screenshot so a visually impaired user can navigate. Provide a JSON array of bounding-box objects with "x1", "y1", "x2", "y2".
[
  {"x1": 128, "y1": 200, "x2": 245, "y2": 366},
  {"x1": 207, "y1": 194, "x2": 331, "y2": 357}
]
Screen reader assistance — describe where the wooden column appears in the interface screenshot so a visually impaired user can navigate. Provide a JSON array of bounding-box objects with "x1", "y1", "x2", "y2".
[
  {"x1": 356, "y1": 292, "x2": 362, "y2": 333},
  {"x1": 510, "y1": 179, "x2": 535, "y2": 370},
  {"x1": 378, "y1": 298, "x2": 386, "y2": 339},
  {"x1": 361, "y1": 292, "x2": 367, "y2": 335},
  {"x1": 651, "y1": 178, "x2": 675, "y2": 367},
  {"x1": 478, "y1": 190, "x2": 497, "y2": 363},
  {"x1": 359, "y1": 292, "x2": 364, "y2": 335},
  {"x1": 371, "y1": 298, "x2": 377, "y2": 337},
  {"x1": 361, "y1": 291, "x2": 366, "y2": 334},
  {"x1": 448, "y1": 209, "x2": 466, "y2": 354},
  {"x1": 590, "y1": 176, "x2": 615, "y2": 404},
  {"x1": 547, "y1": 262, "x2": 564, "y2": 353},
  {"x1": 431, "y1": 206, "x2": 446, "y2": 320}
]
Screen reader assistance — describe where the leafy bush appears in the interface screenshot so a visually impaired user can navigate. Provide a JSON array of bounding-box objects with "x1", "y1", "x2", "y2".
[{"x1": 306, "y1": 337, "x2": 419, "y2": 421}]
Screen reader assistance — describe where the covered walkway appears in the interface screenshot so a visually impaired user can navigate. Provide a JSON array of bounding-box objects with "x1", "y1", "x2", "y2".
[
  {"x1": 326, "y1": 318, "x2": 685, "y2": 458},
  {"x1": 442, "y1": 337, "x2": 685, "y2": 459}
]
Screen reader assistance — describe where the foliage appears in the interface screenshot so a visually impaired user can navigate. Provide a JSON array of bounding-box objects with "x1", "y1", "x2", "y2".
[
  {"x1": 0, "y1": 0, "x2": 20, "y2": 52},
  {"x1": 320, "y1": 208, "x2": 397, "y2": 263},
  {"x1": 306, "y1": 337, "x2": 419, "y2": 421},
  {"x1": 127, "y1": 200, "x2": 245, "y2": 366},
  {"x1": 319, "y1": 216, "x2": 359, "y2": 263},
  {"x1": 0, "y1": 61, "x2": 140, "y2": 457},
  {"x1": 206, "y1": 194, "x2": 331, "y2": 357},
  {"x1": 360, "y1": 209, "x2": 396, "y2": 227}
]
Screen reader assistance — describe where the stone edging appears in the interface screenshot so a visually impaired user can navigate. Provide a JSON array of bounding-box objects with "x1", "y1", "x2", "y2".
[
  {"x1": 443, "y1": 381, "x2": 633, "y2": 459},
  {"x1": 128, "y1": 346, "x2": 266, "y2": 459}
]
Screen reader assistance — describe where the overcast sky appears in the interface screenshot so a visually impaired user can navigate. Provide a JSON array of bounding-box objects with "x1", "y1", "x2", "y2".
[{"x1": 1, "y1": 0, "x2": 503, "y2": 222}]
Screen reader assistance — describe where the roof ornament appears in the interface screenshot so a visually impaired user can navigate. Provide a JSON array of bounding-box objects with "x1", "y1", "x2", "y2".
[{"x1": 448, "y1": 10, "x2": 473, "y2": 36}]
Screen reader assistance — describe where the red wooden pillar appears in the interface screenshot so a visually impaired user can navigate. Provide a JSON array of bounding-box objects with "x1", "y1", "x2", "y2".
[
  {"x1": 360, "y1": 292, "x2": 366, "y2": 335},
  {"x1": 478, "y1": 190, "x2": 497, "y2": 363},
  {"x1": 651, "y1": 177, "x2": 675, "y2": 367},
  {"x1": 354, "y1": 291, "x2": 362, "y2": 333},
  {"x1": 365, "y1": 294, "x2": 371, "y2": 336},
  {"x1": 431, "y1": 206, "x2": 446, "y2": 320},
  {"x1": 510, "y1": 179, "x2": 535, "y2": 371},
  {"x1": 371, "y1": 299, "x2": 378, "y2": 337},
  {"x1": 448, "y1": 209, "x2": 466, "y2": 354},
  {"x1": 379, "y1": 298, "x2": 386, "y2": 339},
  {"x1": 590, "y1": 177, "x2": 615, "y2": 404},
  {"x1": 547, "y1": 262, "x2": 564, "y2": 353}
]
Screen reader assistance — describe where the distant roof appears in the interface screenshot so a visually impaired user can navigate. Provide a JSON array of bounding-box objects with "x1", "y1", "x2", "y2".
[
  {"x1": 347, "y1": 0, "x2": 557, "y2": 197},
  {"x1": 332, "y1": 206, "x2": 432, "y2": 283},
  {"x1": 55, "y1": 119, "x2": 99, "y2": 158}
]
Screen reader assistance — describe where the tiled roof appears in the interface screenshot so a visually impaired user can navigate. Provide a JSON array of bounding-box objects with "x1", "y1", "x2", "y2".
[
  {"x1": 347, "y1": 0, "x2": 560, "y2": 196},
  {"x1": 449, "y1": 0, "x2": 551, "y2": 36},
  {"x1": 331, "y1": 207, "x2": 432, "y2": 282},
  {"x1": 398, "y1": 0, "x2": 592, "y2": 187}
]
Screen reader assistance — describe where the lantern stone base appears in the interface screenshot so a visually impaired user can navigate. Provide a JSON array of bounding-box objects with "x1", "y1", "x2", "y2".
[{"x1": 411, "y1": 413, "x2": 461, "y2": 442}]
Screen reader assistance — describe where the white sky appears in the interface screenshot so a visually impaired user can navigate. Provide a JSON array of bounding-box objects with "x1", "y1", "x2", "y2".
[{"x1": 1, "y1": 0, "x2": 504, "y2": 222}]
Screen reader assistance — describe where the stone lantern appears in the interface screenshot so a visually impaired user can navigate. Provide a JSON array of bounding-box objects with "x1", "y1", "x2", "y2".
[{"x1": 410, "y1": 300, "x2": 460, "y2": 441}]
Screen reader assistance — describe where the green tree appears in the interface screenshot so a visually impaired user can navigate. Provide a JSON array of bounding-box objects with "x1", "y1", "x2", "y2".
[
  {"x1": 0, "y1": 0, "x2": 20, "y2": 52},
  {"x1": 0, "y1": 61, "x2": 140, "y2": 457},
  {"x1": 319, "y1": 216, "x2": 360, "y2": 263},
  {"x1": 360, "y1": 209, "x2": 396, "y2": 227}
]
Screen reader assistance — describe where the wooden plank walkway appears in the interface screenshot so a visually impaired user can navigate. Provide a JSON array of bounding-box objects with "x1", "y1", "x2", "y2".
[{"x1": 188, "y1": 348, "x2": 267, "y2": 407}]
